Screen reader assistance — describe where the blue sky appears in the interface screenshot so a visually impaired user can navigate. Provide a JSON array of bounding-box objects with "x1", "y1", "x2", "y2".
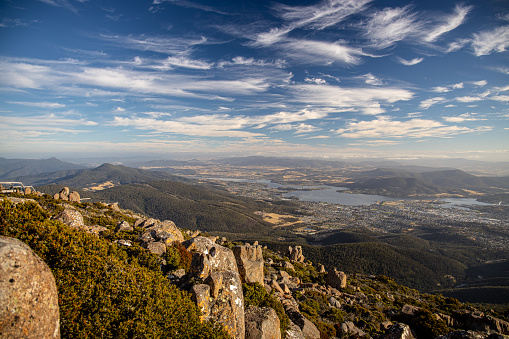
[{"x1": 0, "y1": 0, "x2": 508, "y2": 161}]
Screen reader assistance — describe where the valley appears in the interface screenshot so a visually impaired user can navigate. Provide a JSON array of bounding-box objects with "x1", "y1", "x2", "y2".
[{"x1": 2, "y1": 156, "x2": 509, "y2": 302}]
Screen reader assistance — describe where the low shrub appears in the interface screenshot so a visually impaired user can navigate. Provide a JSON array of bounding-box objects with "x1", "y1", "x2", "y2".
[{"x1": 0, "y1": 199, "x2": 229, "y2": 338}]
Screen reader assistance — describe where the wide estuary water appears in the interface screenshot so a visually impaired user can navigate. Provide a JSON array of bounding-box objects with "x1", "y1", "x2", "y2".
[{"x1": 200, "y1": 177, "x2": 495, "y2": 207}]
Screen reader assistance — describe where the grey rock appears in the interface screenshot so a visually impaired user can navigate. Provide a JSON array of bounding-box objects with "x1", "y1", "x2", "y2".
[
  {"x1": 55, "y1": 209, "x2": 85, "y2": 229},
  {"x1": 326, "y1": 268, "x2": 347, "y2": 289},
  {"x1": 380, "y1": 323, "x2": 415, "y2": 339},
  {"x1": 184, "y1": 236, "x2": 245, "y2": 339},
  {"x1": 0, "y1": 236, "x2": 60, "y2": 338},
  {"x1": 115, "y1": 221, "x2": 133, "y2": 233},
  {"x1": 245, "y1": 305, "x2": 281, "y2": 339},
  {"x1": 233, "y1": 244, "x2": 264, "y2": 285},
  {"x1": 339, "y1": 321, "x2": 366, "y2": 337},
  {"x1": 68, "y1": 191, "x2": 80, "y2": 203}
]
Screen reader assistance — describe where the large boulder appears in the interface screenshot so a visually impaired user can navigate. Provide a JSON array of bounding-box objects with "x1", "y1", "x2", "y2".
[
  {"x1": 245, "y1": 305, "x2": 281, "y2": 339},
  {"x1": 138, "y1": 220, "x2": 184, "y2": 255},
  {"x1": 184, "y1": 236, "x2": 245, "y2": 339},
  {"x1": 326, "y1": 268, "x2": 347, "y2": 289},
  {"x1": 339, "y1": 321, "x2": 366, "y2": 337},
  {"x1": 68, "y1": 191, "x2": 80, "y2": 203},
  {"x1": 0, "y1": 236, "x2": 60, "y2": 338},
  {"x1": 233, "y1": 244, "x2": 264, "y2": 285},
  {"x1": 286, "y1": 246, "x2": 304, "y2": 262},
  {"x1": 380, "y1": 323, "x2": 416, "y2": 339},
  {"x1": 55, "y1": 209, "x2": 85, "y2": 229},
  {"x1": 281, "y1": 298, "x2": 319, "y2": 339}
]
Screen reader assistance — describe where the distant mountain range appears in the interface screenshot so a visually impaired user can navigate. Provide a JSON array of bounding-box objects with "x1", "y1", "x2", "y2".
[
  {"x1": 347, "y1": 168, "x2": 509, "y2": 197},
  {"x1": 0, "y1": 157, "x2": 85, "y2": 180}
]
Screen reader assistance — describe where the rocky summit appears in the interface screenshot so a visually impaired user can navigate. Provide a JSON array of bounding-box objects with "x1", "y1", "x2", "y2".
[{"x1": 0, "y1": 192, "x2": 508, "y2": 339}]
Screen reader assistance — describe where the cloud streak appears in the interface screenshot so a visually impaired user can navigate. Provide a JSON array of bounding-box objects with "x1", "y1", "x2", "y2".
[{"x1": 335, "y1": 116, "x2": 491, "y2": 139}]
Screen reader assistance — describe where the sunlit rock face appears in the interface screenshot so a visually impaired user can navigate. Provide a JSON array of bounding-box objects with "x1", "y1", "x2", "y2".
[
  {"x1": 0, "y1": 236, "x2": 60, "y2": 339},
  {"x1": 185, "y1": 236, "x2": 245, "y2": 339}
]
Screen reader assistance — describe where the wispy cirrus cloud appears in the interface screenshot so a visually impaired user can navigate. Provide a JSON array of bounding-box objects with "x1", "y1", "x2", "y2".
[
  {"x1": 0, "y1": 113, "x2": 98, "y2": 138},
  {"x1": 443, "y1": 113, "x2": 486, "y2": 122},
  {"x1": 424, "y1": 4, "x2": 472, "y2": 42},
  {"x1": 0, "y1": 58, "x2": 282, "y2": 101},
  {"x1": 112, "y1": 108, "x2": 328, "y2": 138},
  {"x1": 290, "y1": 84, "x2": 413, "y2": 115},
  {"x1": 281, "y1": 39, "x2": 367, "y2": 65},
  {"x1": 363, "y1": 6, "x2": 423, "y2": 49},
  {"x1": 471, "y1": 25, "x2": 509, "y2": 56},
  {"x1": 251, "y1": 0, "x2": 372, "y2": 47},
  {"x1": 273, "y1": 0, "x2": 372, "y2": 31},
  {"x1": 455, "y1": 96, "x2": 483, "y2": 103},
  {"x1": 6, "y1": 101, "x2": 66, "y2": 108},
  {"x1": 396, "y1": 57, "x2": 423, "y2": 66},
  {"x1": 335, "y1": 116, "x2": 491, "y2": 139},
  {"x1": 419, "y1": 97, "x2": 446, "y2": 109},
  {"x1": 36, "y1": 0, "x2": 80, "y2": 13},
  {"x1": 99, "y1": 33, "x2": 208, "y2": 55}
]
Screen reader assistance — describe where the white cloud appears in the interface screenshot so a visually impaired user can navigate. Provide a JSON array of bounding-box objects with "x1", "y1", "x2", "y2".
[
  {"x1": 443, "y1": 113, "x2": 486, "y2": 122},
  {"x1": 432, "y1": 86, "x2": 450, "y2": 93},
  {"x1": 0, "y1": 114, "x2": 98, "y2": 135},
  {"x1": 282, "y1": 39, "x2": 366, "y2": 65},
  {"x1": 494, "y1": 85, "x2": 509, "y2": 93},
  {"x1": 445, "y1": 38, "x2": 471, "y2": 53},
  {"x1": 424, "y1": 4, "x2": 472, "y2": 42},
  {"x1": 162, "y1": 56, "x2": 214, "y2": 70},
  {"x1": 361, "y1": 73, "x2": 383, "y2": 86},
  {"x1": 452, "y1": 82, "x2": 464, "y2": 89},
  {"x1": 291, "y1": 84, "x2": 413, "y2": 114},
  {"x1": 472, "y1": 80, "x2": 487, "y2": 86},
  {"x1": 419, "y1": 97, "x2": 446, "y2": 109},
  {"x1": 270, "y1": 123, "x2": 320, "y2": 134},
  {"x1": 111, "y1": 108, "x2": 328, "y2": 138},
  {"x1": 274, "y1": 0, "x2": 372, "y2": 31},
  {"x1": 99, "y1": 34, "x2": 208, "y2": 55},
  {"x1": 7, "y1": 101, "x2": 66, "y2": 108},
  {"x1": 491, "y1": 95, "x2": 509, "y2": 102},
  {"x1": 252, "y1": 0, "x2": 372, "y2": 46},
  {"x1": 305, "y1": 77, "x2": 327, "y2": 85},
  {"x1": 397, "y1": 57, "x2": 423, "y2": 66},
  {"x1": 36, "y1": 0, "x2": 78, "y2": 13},
  {"x1": 455, "y1": 96, "x2": 483, "y2": 103},
  {"x1": 218, "y1": 57, "x2": 286, "y2": 68},
  {"x1": 114, "y1": 107, "x2": 125, "y2": 112},
  {"x1": 363, "y1": 6, "x2": 423, "y2": 49},
  {"x1": 471, "y1": 25, "x2": 509, "y2": 56},
  {"x1": 335, "y1": 116, "x2": 491, "y2": 139}
]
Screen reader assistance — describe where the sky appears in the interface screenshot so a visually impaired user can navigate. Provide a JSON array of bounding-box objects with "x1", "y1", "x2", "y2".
[{"x1": 0, "y1": 0, "x2": 508, "y2": 162}]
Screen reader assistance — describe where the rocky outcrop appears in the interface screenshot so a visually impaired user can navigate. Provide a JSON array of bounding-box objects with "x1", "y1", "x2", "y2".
[
  {"x1": 0, "y1": 236, "x2": 60, "y2": 338},
  {"x1": 326, "y1": 268, "x2": 347, "y2": 289},
  {"x1": 53, "y1": 187, "x2": 80, "y2": 203},
  {"x1": 245, "y1": 305, "x2": 281, "y2": 339},
  {"x1": 380, "y1": 323, "x2": 416, "y2": 339},
  {"x1": 138, "y1": 219, "x2": 184, "y2": 255},
  {"x1": 55, "y1": 208, "x2": 85, "y2": 229},
  {"x1": 453, "y1": 310, "x2": 509, "y2": 335},
  {"x1": 115, "y1": 221, "x2": 133, "y2": 233},
  {"x1": 233, "y1": 244, "x2": 264, "y2": 285},
  {"x1": 280, "y1": 297, "x2": 320, "y2": 339},
  {"x1": 286, "y1": 246, "x2": 305, "y2": 262},
  {"x1": 184, "y1": 236, "x2": 245, "y2": 339},
  {"x1": 339, "y1": 321, "x2": 366, "y2": 337}
]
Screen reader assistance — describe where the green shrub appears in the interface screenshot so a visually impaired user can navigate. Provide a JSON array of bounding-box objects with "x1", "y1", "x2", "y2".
[{"x1": 0, "y1": 199, "x2": 229, "y2": 339}]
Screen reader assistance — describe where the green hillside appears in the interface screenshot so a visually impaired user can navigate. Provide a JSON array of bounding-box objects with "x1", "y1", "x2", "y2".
[{"x1": 91, "y1": 181, "x2": 275, "y2": 234}]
